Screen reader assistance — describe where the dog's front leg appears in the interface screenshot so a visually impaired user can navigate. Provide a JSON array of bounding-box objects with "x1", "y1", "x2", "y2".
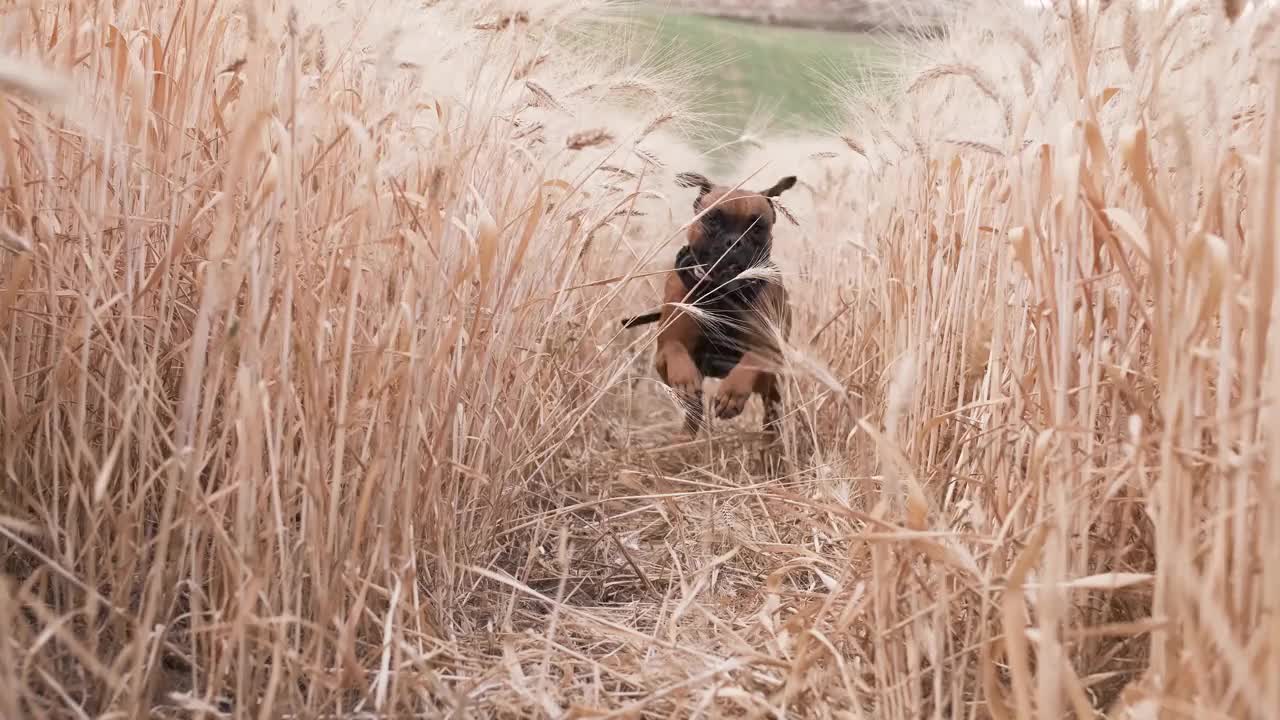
[
  {"x1": 712, "y1": 352, "x2": 766, "y2": 420},
  {"x1": 654, "y1": 272, "x2": 705, "y2": 434},
  {"x1": 656, "y1": 342, "x2": 704, "y2": 433},
  {"x1": 719, "y1": 284, "x2": 789, "y2": 432},
  {"x1": 756, "y1": 371, "x2": 783, "y2": 436}
]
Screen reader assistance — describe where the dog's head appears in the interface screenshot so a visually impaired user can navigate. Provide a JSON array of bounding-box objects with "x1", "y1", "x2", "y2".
[{"x1": 674, "y1": 172, "x2": 797, "y2": 263}]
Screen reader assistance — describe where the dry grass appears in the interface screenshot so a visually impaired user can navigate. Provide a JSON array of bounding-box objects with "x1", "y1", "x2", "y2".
[{"x1": 2, "y1": 0, "x2": 1279, "y2": 717}]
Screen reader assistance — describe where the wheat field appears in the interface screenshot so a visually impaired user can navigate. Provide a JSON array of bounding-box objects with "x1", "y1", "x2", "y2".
[{"x1": 1, "y1": 0, "x2": 1278, "y2": 717}]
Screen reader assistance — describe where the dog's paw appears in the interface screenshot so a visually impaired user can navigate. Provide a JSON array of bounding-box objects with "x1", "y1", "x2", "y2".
[
  {"x1": 675, "y1": 379, "x2": 702, "y2": 399},
  {"x1": 666, "y1": 368, "x2": 703, "y2": 399},
  {"x1": 678, "y1": 389, "x2": 703, "y2": 412},
  {"x1": 713, "y1": 385, "x2": 750, "y2": 420}
]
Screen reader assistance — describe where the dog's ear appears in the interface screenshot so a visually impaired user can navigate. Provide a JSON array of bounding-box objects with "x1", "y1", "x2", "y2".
[
  {"x1": 762, "y1": 176, "x2": 797, "y2": 197},
  {"x1": 676, "y1": 171, "x2": 713, "y2": 211},
  {"x1": 675, "y1": 172, "x2": 713, "y2": 195}
]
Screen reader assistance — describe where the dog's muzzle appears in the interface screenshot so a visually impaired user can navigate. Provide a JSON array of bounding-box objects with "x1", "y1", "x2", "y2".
[{"x1": 689, "y1": 230, "x2": 771, "y2": 292}]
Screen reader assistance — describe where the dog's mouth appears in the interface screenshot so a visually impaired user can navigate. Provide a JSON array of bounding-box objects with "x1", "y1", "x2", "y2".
[
  {"x1": 691, "y1": 232, "x2": 772, "y2": 275},
  {"x1": 681, "y1": 232, "x2": 775, "y2": 306}
]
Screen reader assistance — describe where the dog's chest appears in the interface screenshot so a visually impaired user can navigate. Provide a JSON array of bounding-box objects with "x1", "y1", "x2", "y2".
[
  {"x1": 674, "y1": 241, "x2": 774, "y2": 379},
  {"x1": 692, "y1": 327, "x2": 748, "y2": 379}
]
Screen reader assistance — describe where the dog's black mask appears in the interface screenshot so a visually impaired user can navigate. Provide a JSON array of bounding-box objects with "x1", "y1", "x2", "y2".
[
  {"x1": 673, "y1": 171, "x2": 796, "y2": 307},
  {"x1": 689, "y1": 206, "x2": 773, "y2": 295}
]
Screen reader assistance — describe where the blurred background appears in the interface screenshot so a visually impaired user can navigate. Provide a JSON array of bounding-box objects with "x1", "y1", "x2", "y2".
[{"x1": 611, "y1": 0, "x2": 958, "y2": 161}]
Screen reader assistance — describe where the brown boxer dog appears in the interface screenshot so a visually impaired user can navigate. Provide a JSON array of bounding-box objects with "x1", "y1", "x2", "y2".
[{"x1": 622, "y1": 171, "x2": 797, "y2": 436}]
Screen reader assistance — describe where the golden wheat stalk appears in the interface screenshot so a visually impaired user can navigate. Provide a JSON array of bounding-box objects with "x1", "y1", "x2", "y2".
[
  {"x1": 907, "y1": 63, "x2": 1012, "y2": 133},
  {"x1": 565, "y1": 128, "x2": 614, "y2": 150},
  {"x1": 524, "y1": 80, "x2": 569, "y2": 113},
  {"x1": 0, "y1": 222, "x2": 31, "y2": 253}
]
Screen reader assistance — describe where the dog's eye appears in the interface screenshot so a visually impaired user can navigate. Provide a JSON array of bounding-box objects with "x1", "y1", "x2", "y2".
[{"x1": 702, "y1": 210, "x2": 724, "y2": 228}]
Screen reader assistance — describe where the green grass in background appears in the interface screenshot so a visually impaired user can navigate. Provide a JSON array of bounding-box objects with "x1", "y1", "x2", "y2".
[
  {"x1": 643, "y1": 13, "x2": 876, "y2": 122},
  {"x1": 629, "y1": 11, "x2": 885, "y2": 163}
]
